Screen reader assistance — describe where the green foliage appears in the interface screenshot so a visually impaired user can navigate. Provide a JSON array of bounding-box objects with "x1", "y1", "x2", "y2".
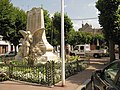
[
  {"x1": 93, "y1": 33, "x2": 104, "y2": 40},
  {"x1": 44, "y1": 9, "x2": 52, "y2": 44},
  {"x1": 9, "y1": 60, "x2": 28, "y2": 66},
  {"x1": 67, "y1": 29, "x2": 77, "y2": 45},
  {"x1": 68, "y1": 30, "x2": 105, "y2": 45},
  {"x1": 96, "y1": 0, "x2": 120, "y2": 61},
  {"x1": 92, "y1": 33, "x2": 105, "y2": 45},
  {"x1": 0, "y1": 59, "x2": 88, "y2": 85},
  {"x1": 68, "y1": 29, "x2": 105, "y2": 46},
  {"x1": 96, "y1": 0, "x2": 120, "y2": 42},
  {"x1": 0, "y1": 72, "x2": 9, "y2": 81},
  {"x1": 65, "y1": 60, "x2": 88, "y2": 78},
  {"x1": 0, "y1": 0, "x2": 13, "y2": 36},
  {"x1": 8, "y1": 7, "x2": 27, "y2": 47},
  {"x1": 66, "y1": 55, "x2": 80, "y2": 62},
  {"x1": 115, "y1": 5, "x2": 120, "y2": 43},
  {"x1": 0, "y1": 66, "x2": 9, "y2": 81},
  {"x1": 0, "y1": 0, "x2": 27, "y2": 53},
  {"x1": 52, "y1": 12, "x2": 73, "y2": 45}
]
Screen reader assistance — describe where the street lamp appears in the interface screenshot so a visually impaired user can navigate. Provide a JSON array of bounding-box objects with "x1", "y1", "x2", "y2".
[{"x1": 61, "y1": 0, "x2": 65, "y2": 86}]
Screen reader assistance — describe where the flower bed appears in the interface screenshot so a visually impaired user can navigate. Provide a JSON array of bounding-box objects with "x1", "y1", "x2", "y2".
[{"x1": 0, "y1": 59, "x2": 88, "y2": 86}]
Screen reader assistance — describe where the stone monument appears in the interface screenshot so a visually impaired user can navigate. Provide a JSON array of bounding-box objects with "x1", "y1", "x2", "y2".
[{"x1": 15, "y1": 8, "x2": 59, "y2": 64}]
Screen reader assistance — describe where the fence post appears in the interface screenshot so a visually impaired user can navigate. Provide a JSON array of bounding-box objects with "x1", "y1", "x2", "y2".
[
  {"x1": 76, "y1": 59, "x2": 79, "y2": 72},
  {"x1": 9, "y1": 65, "x2": 13, "y2": 78},
  {"x1": 46, "y1": 61, "x2": 52, "y2": 86},
  {"x1": 52, "y1": 61, "x2": 55, "y2": 85}
]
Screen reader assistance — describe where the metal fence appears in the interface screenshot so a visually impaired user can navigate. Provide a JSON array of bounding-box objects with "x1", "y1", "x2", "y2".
[{"x1": 0, "y1": 60, "x2": 88, "y2": 86}]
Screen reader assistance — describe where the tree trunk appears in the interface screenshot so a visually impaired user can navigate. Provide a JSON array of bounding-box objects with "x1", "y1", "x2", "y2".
[
  {"x1": 109, "y1": 40, "x2": 115, "y2": 62},
  {"x1": 14, "y1": 45, "x2": 17, "y2": 55},
  {"x1": 118, "y1": 44, "x2": 120, "y2": 59}
]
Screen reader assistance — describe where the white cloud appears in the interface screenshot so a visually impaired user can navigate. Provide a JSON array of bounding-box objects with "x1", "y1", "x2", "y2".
[
  {"x1": 88, "y1": 3, "x2": 95, "y2": 7},
  {"x1": 72, "y1": 21, "x2": 82, "y2": 30},
  {"x1": 50, "y1": 13, "x2": 54, "y2": 18},
  {"x1": 88, "y1": 2, "x2": 100, "y2": 17},
  {"x1": 72, "y1": 19, "x2": 101, "y2": 31},
  {"x1": 96, "y1": 9, "x2": 100, "y2": 15},
  {"x1": 85, "y1": 19, "x2": 101, "y2": 28}
]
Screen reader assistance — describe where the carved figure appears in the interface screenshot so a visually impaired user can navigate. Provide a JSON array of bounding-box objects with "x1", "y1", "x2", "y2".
[
  {"x1": 19, "y1": 30, "x2": 32, "y2": 57},
  {"x1": 16, "y1": 28, "x2": 44, "y2": 60}
]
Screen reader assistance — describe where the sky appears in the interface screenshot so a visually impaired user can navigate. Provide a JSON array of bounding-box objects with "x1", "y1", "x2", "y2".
[{"x1": 11, "y1": 0, "x2": 101, "y2": 30}]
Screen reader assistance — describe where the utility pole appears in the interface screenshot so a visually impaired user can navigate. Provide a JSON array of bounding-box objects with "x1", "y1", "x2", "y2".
[{"x1": 61, "y1": 0, "x2": 65, "y2": 86}]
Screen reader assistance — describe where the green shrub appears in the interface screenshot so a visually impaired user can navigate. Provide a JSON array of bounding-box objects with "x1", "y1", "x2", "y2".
[
  {"x1": 10, "y1": 60, "x2": 28, "y2": 66},
  {"x1": 0, "y1": 72, "x2": 9, "y2": 81},
  {"x1": 66, "y1": 55, "x2": 80, "y2": 62}
]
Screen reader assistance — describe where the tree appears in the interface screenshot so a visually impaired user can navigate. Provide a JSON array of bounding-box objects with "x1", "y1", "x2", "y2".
[
  {"x1": 114, "y1": 5, "x2": 120, "y2": 59},
  {"x1": 0, "y1": 0, "x2": 13, "y2": 36},
  {"x1": 0, "y1": 0, "x2": 27, "y2": 53},
  {"x1": 67, "y1": 29, "x2": 79, "y2": 46},
  {"x1": 92, "y1": 33, "x2": 105, "y2": 46},
  {"x1": 43, "y1": 9, "x2": 52, "y2": 44},
  {"x1": 68, "y1": 30, "x2": 93, "y2": 46},
  {"x1": 52, "y1": 12, "x2": 73, "y2": 45},
  {"x1": 96, "y1": 0, "x2": 120, "y2": 61},
  {"x1": 8, "y1": 7, "x2": 27, "y2": 53}
]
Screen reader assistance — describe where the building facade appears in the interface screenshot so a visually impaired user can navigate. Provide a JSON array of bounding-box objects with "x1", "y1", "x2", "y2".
[
  {"x1": 0, "y1": 35, "x2": 19, "y2": 54},
  {"x1": 81, "y1": 23, "x2": 102, "y2": 34}
]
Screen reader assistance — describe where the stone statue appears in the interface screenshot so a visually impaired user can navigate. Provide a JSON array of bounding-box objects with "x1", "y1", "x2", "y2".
[
  {"x1": 19, "y1": 30, "x2": 32, "y2": 57},
  {"x1": 16, "y1": 28, "x2": 44, "y2": 60},
  {"x1": 15, "y1": 8, "x2": 59, "y2": 64}
]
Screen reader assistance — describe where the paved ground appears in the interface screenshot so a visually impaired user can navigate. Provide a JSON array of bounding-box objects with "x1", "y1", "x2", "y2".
[{"x1": 0, "y1": 57, "x2": 110, "y2": 90}]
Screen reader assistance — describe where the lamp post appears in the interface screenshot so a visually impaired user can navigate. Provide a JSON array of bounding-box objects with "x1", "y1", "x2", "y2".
[{"x1": 61, "y1": 0, "x2": 65, "y2": 86}]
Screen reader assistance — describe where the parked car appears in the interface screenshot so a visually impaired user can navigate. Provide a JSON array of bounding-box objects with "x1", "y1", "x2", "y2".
[
  {"x1": 70, "y1": 44, "x2": 107, "y2": 58},
  {"x1": 84, "y1": 60, "x2": 120, "y2": 90},
  {"x1": 0, "y1": 51, "x2": 16, "y2": 58}
]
